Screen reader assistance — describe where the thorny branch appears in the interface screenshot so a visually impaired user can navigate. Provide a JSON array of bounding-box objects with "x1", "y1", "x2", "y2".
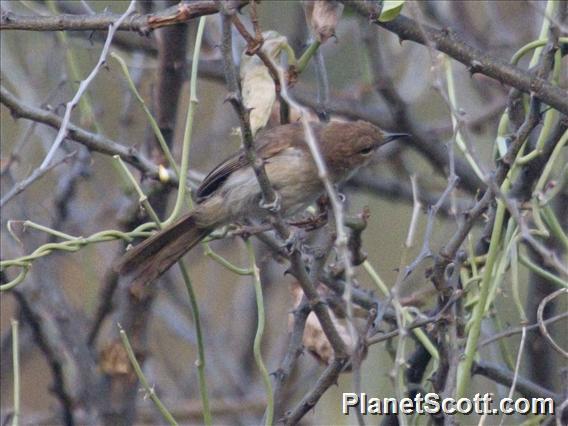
[
  {"x1": 0, "y1": 1, "x2": 248, "y2": 31},
  {"x1": 220, "y1": 0, "x2": 350, "y2": 385},
  {"x1": 348, "y1": 1, "x2": 568, "y2": 115},
  {"x1": 0, "y1": 86, "x2": 171, "y2": 185},
  {"x1": 2, "y1": 1, "x2": 567, "y2": 425}
]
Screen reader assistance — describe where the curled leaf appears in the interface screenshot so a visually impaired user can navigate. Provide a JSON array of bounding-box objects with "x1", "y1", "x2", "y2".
[
  {"x1": 240, "y1": 31, "x2": 288, "y2": 136},
  {"x1": 303, "y1": 1, "x2": 344, "y2": 44},
  {"x1": 378, "y1": 0, "x2": 405, "y2": 22}
]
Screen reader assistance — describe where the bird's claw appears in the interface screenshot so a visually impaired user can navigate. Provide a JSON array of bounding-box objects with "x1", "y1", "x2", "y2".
[
  {"x1": 260, "y1": 191, "x2": 282, "y2": 213},
  {"x1": 282, "y1": 229, "x2": 306, "y2": 254}
]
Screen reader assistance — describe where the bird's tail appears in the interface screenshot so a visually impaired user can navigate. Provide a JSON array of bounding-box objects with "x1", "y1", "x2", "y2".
[{"x1": 116, "y1": 212, "x2": 210, "y2": 286}]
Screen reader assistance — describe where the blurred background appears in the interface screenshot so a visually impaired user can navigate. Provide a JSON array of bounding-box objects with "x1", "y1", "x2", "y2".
[{"x1": 1, "y1": 1, "x2": 566, "y2": 425}]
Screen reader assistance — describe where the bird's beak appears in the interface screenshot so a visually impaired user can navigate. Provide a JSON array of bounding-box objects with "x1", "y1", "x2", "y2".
[{"x1": 383, "y1": 132, "x2": 410, "y2": 143}]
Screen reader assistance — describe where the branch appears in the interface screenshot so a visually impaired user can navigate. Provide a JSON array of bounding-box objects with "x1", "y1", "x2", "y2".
[
  {"x1": 282, "y1": 358, "x2": 349, "y2": 425},
  {"x1": 347, "y1": 2, "x2": 568, "y2": 115},
  {"x1": 39, "y1": 0, "x2": 137, "y2": 170},
  {"x1": 0, "y1": 86, "x2": 169, "y2": 184},
  {"x1": 0, "y1": 1, "x2": 248, "y2": 32},
  {"x1": 220, "y1": 10, "x2": 350, "y2": 421},
  {"x1": 220, "y1": 9, "x2": 281, "y2": 217},
  {"x1": 1, "y1": 151, "x2": 76, "y2": 207},
  {"x1": 431, "y1": 97, "x2": 541, "y2": 289},
  {"x1": 477, "y1": 311, "x2": 568, "y2": 350},
  {"x1": 473, "y1": 361, "x2": 561, "y2": 402},
  {"x1": 362, "y1": 23, "x2": 483, "y2": 193},
  {"x1": 12, "y1": 291, "x2": 75, "y2": 425},
  {"x1": 348, "y1": 172, "x2": 468, "y2": 218},
  {"x1": 271, "y1": 298, "x2": 310, "y2": 421}
]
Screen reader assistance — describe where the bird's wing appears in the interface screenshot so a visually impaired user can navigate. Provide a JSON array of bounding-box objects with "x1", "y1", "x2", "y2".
[
  {"x1": 195, "y1": 150, "x2": 249, "y2": 200},
  {"x1": 195, "y1": 123, "x2": 310, "y2": 201}
]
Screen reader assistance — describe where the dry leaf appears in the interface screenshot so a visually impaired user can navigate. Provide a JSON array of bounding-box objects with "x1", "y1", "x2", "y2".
[
  {"x1": 240, "y1": 31, "x2": 288, "y2": 136},
  {"x1": 289, "y1": 281, "x2": 366, "y2": 367},
  {"x1": 303, "y1": 1, "x2": 344, "y2": 44},
  {"x1": 100, "y1": 340, "x2": 137, "y2": 382}
]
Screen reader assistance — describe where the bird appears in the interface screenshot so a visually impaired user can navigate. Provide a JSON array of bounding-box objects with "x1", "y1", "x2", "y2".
[{"x1": 116, "y1": 120, "x2": 407, "y2": 286}]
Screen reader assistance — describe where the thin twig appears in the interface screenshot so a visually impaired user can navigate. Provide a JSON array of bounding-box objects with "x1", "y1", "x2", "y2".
[
  {"x1": 537, "y1": 288, "x2": 568, "y2": 358},
  {"x1": 40, "y1": 0, "x2": 137, "y2": 170},
  {"x1": 498, "y1": 326, "x2": 527, "y2": 426},
  {"x1": 1, "y1": 151, "x2": 77, "y2": 207},
  {"x1": 473, "y1": 361, "x2": 561, "y2": 402},
  {"x1": 0, "y1": 86, "x2": 170, "y2": 185},
  {"x1": 10, "y1": 319, "x2": 20, "y2": 426},
  {"x1": 347, "y1": 1, "x2": 568, "y2": 115},
  {"x1": 477, "y1": 312, "x2": 568, "y2": 349},
  {"x1": 117, "y1": 325, "x2": 178, "y2": 426},
  {"x1": 0, "y1": 1, "x2": 247, "y2": 31}
]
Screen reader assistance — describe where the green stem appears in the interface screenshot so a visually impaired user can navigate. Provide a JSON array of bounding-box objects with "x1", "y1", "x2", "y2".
[
  {"x1": 444, "y1": 57, "x2": 485, "y2": 181},
  {"x1": 541, "y1": 205, "x2": 568, "y2": 251},
  {"x1": 484, "y1": 220, "x2": 516, "y2": 313},
  {"x1": 457, "y1": 198, "x2": 506, "y2": 397},
  {"x1": 510, "y1": 37, "x2": 568, "y2": 65},
  {"x1": 204, "y1": 245, "x2": 253, "y2": 275},
  {"x1": 296, "y1": 40, "x2": 321, "y2": 73},
  {"x1": 47, "y1": 0, "x2": 99, "y2": 131},
  {"x1": 246, "y1": 240, "x2": 274, "y2": 426},
  {"x1": 363, "y1": 261, "x2": 439, "y2": 361},
  {"x1": 528, "y1": 0, "x2": 557, "y2": 68},
  {"x1": 510, "y1": 242, "x2": 527, "y2": 323},
  {"x1": 519, "y1": 253, "x2": 568, "y2": 289},
  {"x1": 111, "y1": 52, "x2": 179, "y2": 179},
  {"x1": 18, "y1": 220, "x2": 76, "y2": 241},
  {"x1": 110, "y1": 25, "x2": 212, "y2": 421},
  {"x1": 517, "y1": 50, "x2": 560, "y2": 165},
  {"x1": 178, "y1": 263, "x2": 212, "y2": 425},
  {"x1": 0, "y1": 222, "x2": 155, "y2": 290},
  {"x1": 281, "y1": 42, "x2": 298, "y2": 67},
  {"x1": 118, "y1": 325, "x2": 178, "y2": 426},
  {"x1": 114, "y1": 155, "x2": 161, "y2": 225},
  {"x1": 164, "y1": 17, "x2": 206, "y2": 226},
  {"x1": 535, "y1": 130, "x2": 568, "y2": 196},
  {"x1": 363, "y1": 260, "x2": 389, "y2": 296},
  {"x1": 11, "y1": 319, "x2": 20, "y2": 426}
]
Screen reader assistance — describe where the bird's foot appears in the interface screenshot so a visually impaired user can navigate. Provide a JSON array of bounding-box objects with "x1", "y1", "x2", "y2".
[
  {"x1": 282, "y1": 229, "x2": 307, "y2": 254},
  {"x1": 259, "y1": 191, "x2": 282, "y2": 213}
]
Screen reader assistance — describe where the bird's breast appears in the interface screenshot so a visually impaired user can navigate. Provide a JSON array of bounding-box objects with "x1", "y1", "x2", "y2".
[{"x1": 210, "y1": 147, "x2": 322, "y2": 222}]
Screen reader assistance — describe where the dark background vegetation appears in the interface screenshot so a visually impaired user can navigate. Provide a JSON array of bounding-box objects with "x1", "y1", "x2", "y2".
[{"x1": 1, "y1": 1, "x2": 566, "y2": 425}]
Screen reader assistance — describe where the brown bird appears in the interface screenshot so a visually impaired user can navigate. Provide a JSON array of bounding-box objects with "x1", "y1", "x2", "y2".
[{"x1": 117, "y1": 121, "x2": 406, "y2": 285}]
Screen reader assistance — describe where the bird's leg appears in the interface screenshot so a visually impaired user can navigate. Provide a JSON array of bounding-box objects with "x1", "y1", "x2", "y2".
[
  {"x1": 282, "y1": 227, "x2": 308, "y2": 254},
  {"x1": 259, "y1": 191, "x2": 282, "y2": 213}
]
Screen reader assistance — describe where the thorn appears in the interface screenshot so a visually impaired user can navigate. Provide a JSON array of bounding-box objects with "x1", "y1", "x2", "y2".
[
  {"x1": 223, "y1": 92, "x2": 240, "y2": 105},
  {"x1": 468, "y1": 60, "x2": 483, "y2": 76}
]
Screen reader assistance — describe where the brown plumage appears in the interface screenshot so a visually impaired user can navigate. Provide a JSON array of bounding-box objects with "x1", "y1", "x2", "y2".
[{"x1": 117, "y1": 121, "x2": 406, "y2": 286}]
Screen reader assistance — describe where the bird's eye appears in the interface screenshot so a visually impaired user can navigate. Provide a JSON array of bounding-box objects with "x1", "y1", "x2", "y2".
[{"x1": 359, "y1": 146, "x2": 374, "y2": 156}]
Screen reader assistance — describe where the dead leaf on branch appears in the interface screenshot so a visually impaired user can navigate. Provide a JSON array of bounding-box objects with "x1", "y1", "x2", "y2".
[
  {"x1": 289, "y1": 281, "x2": 367, "y2": 367},
  {"x1": 240, "y1": 31, "x2": 289, "y2": 136},
  {"x1": 303, "y1": 1, "x2": 344, "y2": 44},
  {"x1": 100, "y1": 340, "x2": 137, "y2": 382}
]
